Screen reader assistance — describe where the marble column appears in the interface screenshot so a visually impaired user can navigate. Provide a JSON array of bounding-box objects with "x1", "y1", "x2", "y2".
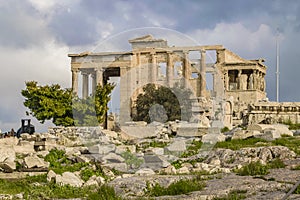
[
  {"x1": 71, "y1": 69, "x2": 79, "y2": 95},
  {"x1": 95, "y1": 69, "x2": 103, "y2": 86},
  {"x1": 183, "y1": 51, "x2": 190, "y2": 86},
  {"x1": 119, "y1": 67, "x2": 131, "y2": 125},
  {"x1": 167, "y1": 52, "x2": 173, "y2": 87},
  {"x1": 91, "y1": 73, "x2": 96, "y2": 95},
  {"x1": 224, "y1": 70, "x2": 229, "y2": 91},
  {"x1": 82, "y1": 72, "x2": 89, "y2": 99},
  {"x1": 151, "y1": 53, "x2": 157, "y2": 83},
  {"x1": 200, "y1": 50, "x2": 206, "y2": 97}
]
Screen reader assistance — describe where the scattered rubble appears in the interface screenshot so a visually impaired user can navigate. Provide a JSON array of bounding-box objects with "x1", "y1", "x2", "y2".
[{"x1": 0, "y1": 123, "x2": 299, "y2": 199}]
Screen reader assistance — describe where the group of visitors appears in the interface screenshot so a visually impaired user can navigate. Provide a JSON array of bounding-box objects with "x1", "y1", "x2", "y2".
[{"x1": 0, "y1": 128, "x2": 16, "y2": 138}]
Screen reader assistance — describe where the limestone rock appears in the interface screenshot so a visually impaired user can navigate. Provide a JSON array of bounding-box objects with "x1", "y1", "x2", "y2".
[
  {"x1": 115, "y1": 145, "x2": 136, "y2": 154},
  {"x1": 0, "y1": 137, "x2": 18, "y2": 146},
  {"x1": 103, "y1": 163, "x2": 128, "y2": 172},
  {"x1": 231, "y1": 130, "x2": 260, "y2": 140},
  {"x1": 84, "y1": 175, "x2": 99, "y2": 187},
  {"x1": 147, "y1": 147, "x2": 164, "y2": 155},
  {"x1": 47, "y1": 170, "x2": 56, "y2": 182},
  {"x1": 101, "y1": 152, "x2": 125, "y2": 163},
  {"x1": 36, "y1": 150, "x2": 50, "y2": 158},
  {"x1": 160, "y1": 165, "x2": 177, "y2": 174},
  {"x1": 177, "y1": 166, "x2": 190, "y2": 174},
  {"x1": 0, "y1": 162, "x2": 16, "y2": 173},
  {"x1": 166, "y1": 139, "x2": 186, "y2": 153},
  {"x1": 88, "y1": 144, "x2": 116, "y2": 155},
  {"x1": 56, "y1": 172, "x2": 84, "y2": 187},
  {"x1": 0, "y1": 145, "x2": 16, "y2": 172},
  {"x1": 14, "y1": 141, "x2": 35, "y2": 154},
  {"x1": 24, "y1": 155, "x2": 49, "y2": 169},
  {"x1": 202, "y1": 133, "x2": 226, "y2": 144},
  {"x1": 135, "y1": 168, "x2": 155, "y2": 175},
  {"x1": 141, "y1": 153, "x2": 170, "y2": 170},
  {"x1": 76, "y1": 155, "x2": 91, "y2": 163},
  {"x1": 255, "y1": 128, "x2": 281, "y2": 141}
]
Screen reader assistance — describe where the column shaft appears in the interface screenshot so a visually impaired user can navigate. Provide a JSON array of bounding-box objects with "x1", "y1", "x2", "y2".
[
  {"x1": 96, "y1": 69, "x2": 103, "y2": 86},
  {"x1": 91, "y1": 73, "x2": 96, "y2": 95},
  {"x1": 82, "y1": 73, "x2": 89, "y2": 99},
  {"x1": 167, "y1": 52, "x2": 173, "y2": 87},
  {"x1": 151, "y1": 53, "x2": 157, "y2": 83},
  {"x1": 71, "y1": 69, "x2": 79, "y2": 95},
  {"x1": 183, "y1": 51, "x2": 190, "y2": 86},
  {"x1": 200, "y1": 50, "x2": 206, "y2": 97}
]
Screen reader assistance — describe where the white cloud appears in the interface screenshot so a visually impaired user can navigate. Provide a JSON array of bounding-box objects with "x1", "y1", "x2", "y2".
[
  {"x1": 95, "y1": 20, "x2": 114, "y2": 39},
  {"x1": 0, "y1": 40, "x2": 70, "y2": 132},
  {"x1": 189, "y1": 23, "x2": 276, "y2": 56},
  {"x1": 27, "y1": 0, "x2": 56, "y2": 12}
]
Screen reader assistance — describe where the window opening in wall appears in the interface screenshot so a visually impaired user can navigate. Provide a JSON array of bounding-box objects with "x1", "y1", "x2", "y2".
[
  {"x1": 206, "y1": 73, "x2": 213, "y2": 91},
  {"x1": 174, "y1": 61, "x2": 183, "y2": 78},
  {"x1": 191, "y1": 72, "x2": 199, "y2": 79},
  {"x1": 205, "y1": 50, "x2": 216, "y2": 64},
  {"x1": 158, "y1": 62, "x2": 167, "y2": 79}
]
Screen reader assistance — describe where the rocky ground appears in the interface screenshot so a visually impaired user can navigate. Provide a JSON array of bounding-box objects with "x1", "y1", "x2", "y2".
[{"x1": 0, "y1": 123, "x2": 299, "y2": 199}]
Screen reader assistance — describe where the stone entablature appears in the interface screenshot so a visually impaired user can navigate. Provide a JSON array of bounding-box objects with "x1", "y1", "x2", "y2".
[
  {"x1": 68, "y1": 35, "x2": 269, "y2": 127},
  {"x1": 248, "y1": 102, "x2": 300, "y2": 124}
]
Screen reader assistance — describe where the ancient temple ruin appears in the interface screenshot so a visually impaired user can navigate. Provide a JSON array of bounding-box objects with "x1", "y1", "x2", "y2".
[{"x1": 68, "y1": 35, "x2": 300, "y2": 128}]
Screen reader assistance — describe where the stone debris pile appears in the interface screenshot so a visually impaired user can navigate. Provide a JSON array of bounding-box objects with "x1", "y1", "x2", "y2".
[{"x1": 0, "y1": 122, "x2": 299, "y2": 199}]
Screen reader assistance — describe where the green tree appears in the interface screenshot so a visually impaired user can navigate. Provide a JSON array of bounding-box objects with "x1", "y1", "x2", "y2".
[
  {"x1": 132, "y1": 82, "x2": 192, "y2": 123},
  {"x1": 22, "y1": 81, "x2": 114, "y2": 126}
]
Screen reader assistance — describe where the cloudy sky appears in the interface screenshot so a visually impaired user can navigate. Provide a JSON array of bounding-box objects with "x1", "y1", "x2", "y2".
[{"x1": 0, "y1": 0, "x2": 299, "y2": 132}]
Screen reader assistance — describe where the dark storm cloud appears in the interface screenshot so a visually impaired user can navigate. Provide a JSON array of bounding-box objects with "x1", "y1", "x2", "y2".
[
  {"x1": 0, "y1": 0, "x2": 300, "y2": 132},
  {"x1": 0, "y1": 1, "x2": 50, "y2": 48}
]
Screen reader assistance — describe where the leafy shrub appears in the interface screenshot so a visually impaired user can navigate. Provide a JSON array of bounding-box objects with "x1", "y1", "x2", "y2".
[
  {"x1": 221, "y1": 127, "x2": 230, "y2": 133},
  {"x1": 236, "y1": 161, "x2": 269, "y2": 176},
  {"x1": 171, "y1": 160, "x2": 182, "y2": 169},
  {"x1": 146, "y1": 177, "x2": 205, "y2": 196}
]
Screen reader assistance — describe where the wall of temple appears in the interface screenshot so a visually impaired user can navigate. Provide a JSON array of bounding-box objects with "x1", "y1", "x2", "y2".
[{"x1": 68, "y1": 35, "x2": 276, "y2": 129}]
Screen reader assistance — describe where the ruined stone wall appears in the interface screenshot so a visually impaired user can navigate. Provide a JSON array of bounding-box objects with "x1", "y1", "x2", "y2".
[{"x1": 248, "y1": 102, "x2": 300, "y2": 124}]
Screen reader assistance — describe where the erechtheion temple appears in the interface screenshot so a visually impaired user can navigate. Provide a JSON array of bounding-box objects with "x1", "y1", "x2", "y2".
[{"x1": 69, "y1": 35, "x2": 300, "y2": 128}]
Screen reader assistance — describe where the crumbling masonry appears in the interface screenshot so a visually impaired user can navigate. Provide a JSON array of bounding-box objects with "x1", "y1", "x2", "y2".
[{"x1": 68, "y1": 35, "x2": 300, "y2": 128}]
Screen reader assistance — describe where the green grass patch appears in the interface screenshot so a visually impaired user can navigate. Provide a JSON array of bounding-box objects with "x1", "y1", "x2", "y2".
[
  {"x1": 146, "y1": 177, "x2": 205, "y2": 196},
  {"x1": 44, "y1": 149, "x2": 89, "y2": 174},
  {"x1": 236, "y1": 159, "x2": 286, "y2": 177},
  {"x1": 180, "y1": 140, "x2": 203, "y2": 158},
  {"x1": 267, "y1": 158, "x2": 286, "y2": 169},
  {"x1": 213, "y1": 190, "x2": 247, "y2": 200},
  {"x1": 294, "y1": 184, "x2": 300, "y2": 194},
  {"x1": 214, "y1": 138, "x2": 268, "y2": 150},
  {"x1": 283, "y1": 120, "x2": 300, "y2": 130},
  {"x1": 235, "y1": 161, "x2": 269, "y2": 176},
  {"x1": 271, "y1": 137, "x2": 300, "y2": 155},
  {"x1": 80, "y1": 167, "x2": 107, "y2": 182},
  {"x1": 214, "y1": 137, "x2": 300, "y2": 155},
  {"x1": 0, "y1": 174, "x2": 120, "y2": 200},
  {"x1": 171, "y1": 160, "x2": 182, "y2": 169},
  {"x1": 221, "y1": 127, "x2": 230, "y2": 133}
]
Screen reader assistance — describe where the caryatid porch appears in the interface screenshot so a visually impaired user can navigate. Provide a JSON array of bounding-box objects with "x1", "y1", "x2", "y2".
[{"x1": 68, "y1": 35, "x2": 266, "y2": 127}]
